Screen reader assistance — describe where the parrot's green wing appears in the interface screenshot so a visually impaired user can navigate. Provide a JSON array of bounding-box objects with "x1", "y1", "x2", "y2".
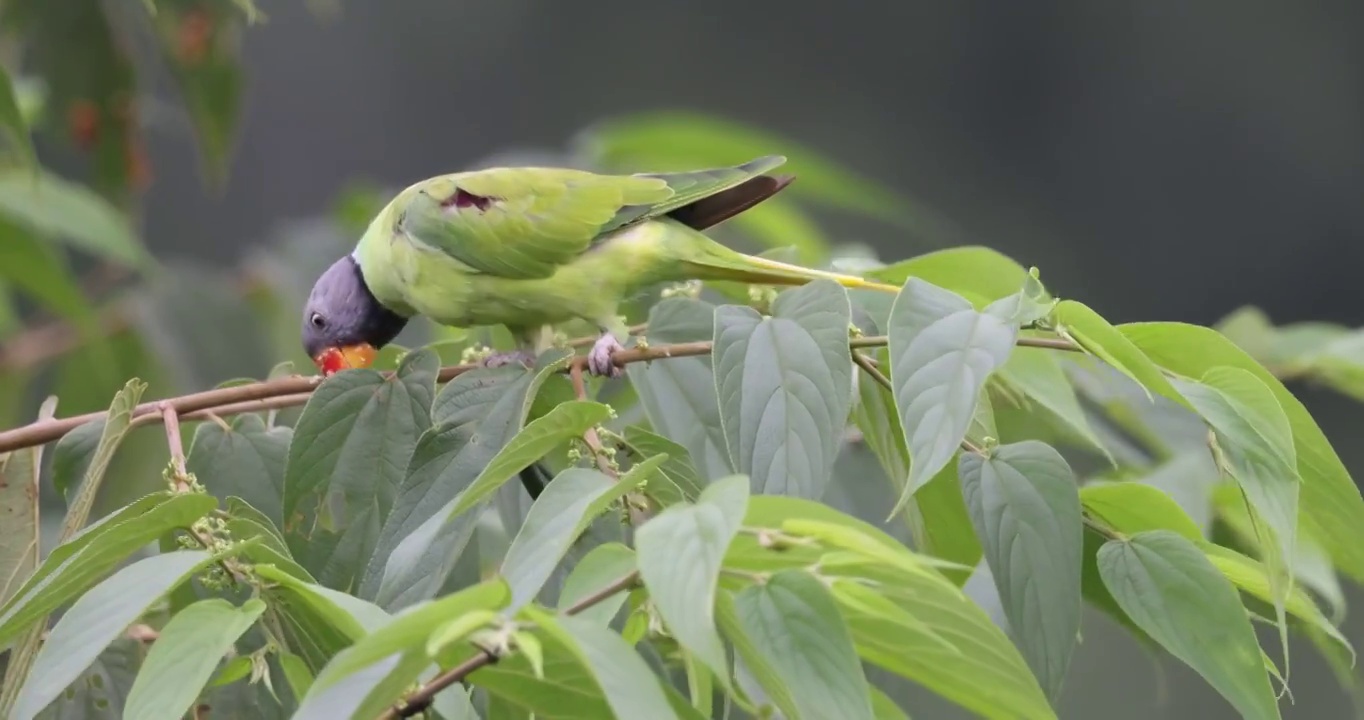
[{"x1": 398, "y1": 155, "x2": 786, "y2": 279}]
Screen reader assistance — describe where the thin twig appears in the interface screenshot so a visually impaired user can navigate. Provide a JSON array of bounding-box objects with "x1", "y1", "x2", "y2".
[
  {"x1": 851, "y1": 350, "x2": 893, "y2": 390},
  {"x1": 159, "y1": 402, "x2": 190, "y2": 492},
  {"x1": 0, "y1": 331, "x2": 1085, "y2": 454},
  {"x1": 382, "y1": 571, "x2": 641, "y2": 719}
]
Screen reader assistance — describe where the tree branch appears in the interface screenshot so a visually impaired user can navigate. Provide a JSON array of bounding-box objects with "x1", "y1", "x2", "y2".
[
  {"x1": 0, "y1": 332, "x2": 1085, "y2": 454},
  {"x1": 381, "y1": 570, "x2": 641, "y2": 719}
]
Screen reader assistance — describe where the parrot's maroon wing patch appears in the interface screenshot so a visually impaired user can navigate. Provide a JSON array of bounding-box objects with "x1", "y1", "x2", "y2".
[{"x1": 444, "y1": 188, "x2": 497, "y2": 212}]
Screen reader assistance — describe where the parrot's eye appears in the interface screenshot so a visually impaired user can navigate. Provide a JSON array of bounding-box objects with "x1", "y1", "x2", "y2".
[{"x1": 310, "y1": 312, "x2": 326, "y2": 329}]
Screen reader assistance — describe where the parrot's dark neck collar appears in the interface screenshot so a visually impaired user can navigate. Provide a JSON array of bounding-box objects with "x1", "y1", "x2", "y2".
[{"x1": 344, "y1": 254, "x2": 409, "y2": 349}]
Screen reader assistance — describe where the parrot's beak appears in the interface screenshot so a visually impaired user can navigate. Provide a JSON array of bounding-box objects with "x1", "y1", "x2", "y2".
[{"x1": 314, "y1": 344, "x2": 378, "y2": 375}]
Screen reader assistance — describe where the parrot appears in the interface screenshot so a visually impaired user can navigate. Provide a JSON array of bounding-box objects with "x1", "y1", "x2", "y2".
[{"x1": 300, "y1": 154, "x2": 900, "y2": 380}]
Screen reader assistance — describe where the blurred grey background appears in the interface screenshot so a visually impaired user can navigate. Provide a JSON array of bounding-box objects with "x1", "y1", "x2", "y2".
[{"x1": 122, "y1": 1, "x2": 1364, "y2": 717}]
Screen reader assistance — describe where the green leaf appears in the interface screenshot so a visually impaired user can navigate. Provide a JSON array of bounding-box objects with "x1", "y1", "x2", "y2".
[
  {"x1": 187, "y1": 413, "x2": 291, "y2": 528},
  {"x1": 887, "y1": 278, "x2": 1017, "y2": 507},
  {"x1": 959, "y1": 441, "x2": 1082, "y2": 701},
  {"x1": 12, "y1": 550, "x2": 220, "y2": 720},
  {"x1": 292, "y1": 651, "x2": 429, "y2": 720},
  {"x1": 446, "y1": 400, "x2": 612, "y2": 524},
  {"x1": 532, "y1": 609, "x2": 681, "y2": 720},
  {"x1": 0, "y1": 229, "x2": 104, "y2": 358},
  {"x1": 558, "y1": 542, "x2": 636, "y2": 625},
  {"x1": 712, "y1": 280, "x2": 854, "y2": 497},
  {"x1": 0, "y1": 492, "x2": 217, "y2": 647},
  {"x1": 623, "y1": 427, "x2": 704, "y2": 504},
  {"x1": 499, "y1": 467, "x2": 632, "y2": 609},
  {"x1": 0, "y1": 65, "x2": 35, "y2": 169},
  {"x1": 1121, "y1": 321, "x2": 1364, "y2": 585},
  {"x1": 1173, "y1": 366, "x2": 1300, "y2": 656},
  {"x1": 57, "y1": 379, "x2": 146, "y2": 540},
  {"x1": 1052, "y1": 301, "x2": 1190, "y2": 410},
  {"x1": 364, "y1": 353, "x2": 569, "y2": 609},
  {"x1": 865, "y1": 246, "x2": 1029, "y2": 306},
  {"x1": 729, "y1": 570, "x2": 875, "y2": 720},
  {"x1": 311, "y1": 579, "x2": 509, "y2": 690},
  {"x1": 635, "y1": 475, "x2": 749, "y2": 683},
  {"x1": 279, "y1": 651, "x2": 315, "y2": 702},
  {"x1": 124, "y1": 598, "x2": 266, "y2": 720},
  {"x1": 0, "y1": 169, "x2": 148, "y2": 268},
  {"x1": 1200, "y1": 543, "x2": 1354, "y2": 664},
  {"x1": 831, "y1": 573, "x2": 1053, "y2": 719},
  {"x1": 1098, "y1": 531, "x2": 1280, "y2": 720},
  {"x1": 468, "y1": 622, "x2": 613, "y2": 719},
  {"x1": 282, "y1": 349, "x2": 438, "y2": 591},
  {"x1": 870, "y1": 686, "x2": 911, "y2": 720},
  {"x1": 996, "y1": 346, "x2": 1109, "y2": 459},
  {"x1": 627, "y1": 298, "x2": 733, "y2": 479},
  {"x1": 0, "y1": 398, "x2": 52, "y2": 604},
  {"x1": 1079, "y1": 482, "x2": 1202, "y2": 541}
]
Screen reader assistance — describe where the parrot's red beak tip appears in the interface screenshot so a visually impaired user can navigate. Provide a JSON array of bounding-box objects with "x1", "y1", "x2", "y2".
[{"x1": 314, "y1": 344, "x2": 377, "y2": 376}]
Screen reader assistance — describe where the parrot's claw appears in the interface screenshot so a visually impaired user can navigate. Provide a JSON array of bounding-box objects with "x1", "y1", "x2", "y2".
[
  {"x1": 587, "y1": 334, "x2": 625, "y2": 378},
  {"x1": 482, "y1": 350, "x2": 535, "y2": 369}
]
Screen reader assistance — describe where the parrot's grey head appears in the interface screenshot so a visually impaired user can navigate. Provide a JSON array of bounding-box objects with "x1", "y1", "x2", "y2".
[{"x1": 302, "y1": 255, "x2": 409, "y2": 375}]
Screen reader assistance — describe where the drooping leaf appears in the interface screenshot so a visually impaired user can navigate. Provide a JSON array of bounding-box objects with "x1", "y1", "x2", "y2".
[
  {"x1": 499, "y1": 466, "x2": 633, "y2": 609},
  {"x1": 188, "y1": 413, "x2": 291, "y2": 528},
  {"x1": 1173, "y1": 366, "x2": 1300, "y2": 656},
  {"x1": 887, "y1": 278, "x2": 1017, "y2": 509},
  {"x1": 0, "y1": 492, "x2": 216, "y2": 647},
  {"x1": 12, "y1": 550, "x2": 221, "y2": 720},
  {"x1": 256, "y1": 564, "x2": 391, "y2": 673},
  {"x1": 57, "y1": 378, "x2": 146, "y2": 538},
  {"x1": 362, "y1": 353, "x2": 571, "y2": 609},
  {"x1": 124, "y1": 598, "x2": 266, "y2": 720},
  {"x1": 151, "y1": 2, "x2": 244, "y2": 183},
  {"x1": 1121, "y1": 321, "x2": 1364, "y2": 585},
  {"x1": 0, "y1": 397, "x2": 52, "y2": 605},
  {"x1": 283, "y1": 349, "x2": 438, "y2": 591},
  {"x1": 0, "y1": 169, "x2": 147, "y2": 267},
  {"x1": 558, "y1": 542, "x2": 637, "y2": 625},
  {"x1": 1098, "y1": 531, "x2": 1280, "y2": 720},
  {"x1": 728, "y1": 570, "x2": 875, "y2": 720},
  {"x1": 712, "y1": 280, "x2": 854, "y2": 497},
  {"x1": 627, "y1": 298, "x2": 733, "y2": 479},
  {"x1": 635, "y1": 475, "x2": 750, "y2": 683},
  {"x1": 958, "y1": 441, "x2": 1082, "y2": 701}
]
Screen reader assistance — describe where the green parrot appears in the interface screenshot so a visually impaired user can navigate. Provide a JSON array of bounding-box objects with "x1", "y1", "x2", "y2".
[{"x1": 301, "y1": 155, "x2": 899, "y2": 378}]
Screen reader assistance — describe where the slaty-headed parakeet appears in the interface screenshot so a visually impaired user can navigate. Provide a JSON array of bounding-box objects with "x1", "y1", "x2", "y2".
[{"x1": 301, "y1": 155, "x2": 897, "y2": 377}]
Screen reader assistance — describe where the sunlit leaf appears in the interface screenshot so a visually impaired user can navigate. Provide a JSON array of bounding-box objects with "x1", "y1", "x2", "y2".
[
  {"x1": 713, "y1": 280, "x2": 853, "y2": 497},
  {"x1": 866, "y1": 246, "x2": 1030, "y2": 307},
  {"x1": 1122, "y1": 321, "x2": 1364, "y2": 585},
  {"x1": 1052, "y1": 301, "x2": 1189, "y2": 410},
  {"x1": 1079, "y1": 482, "x2": 1202, "y2": 542}
]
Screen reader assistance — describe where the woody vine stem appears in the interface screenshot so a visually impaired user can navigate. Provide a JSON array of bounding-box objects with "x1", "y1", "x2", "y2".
[{"x1": 0, "y1": 331, "x2": 1082, "y2": 454}]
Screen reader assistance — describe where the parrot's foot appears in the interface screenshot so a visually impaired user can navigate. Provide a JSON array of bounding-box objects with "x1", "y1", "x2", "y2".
[
  {"x1": 481, "y1": 349, "x2": 535, "y2": 369},
  {"x1": 587, "y1": 334, "x2": 625, "y2": 378}
]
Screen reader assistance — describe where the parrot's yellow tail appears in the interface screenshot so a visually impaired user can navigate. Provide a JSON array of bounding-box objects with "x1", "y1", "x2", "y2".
[{"x1": 680, "y1": 242, "x2": 900, "y2": 295}]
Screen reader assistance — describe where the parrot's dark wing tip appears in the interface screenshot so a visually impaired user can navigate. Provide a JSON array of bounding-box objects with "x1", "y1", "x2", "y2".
[{"x1": 669, "y1": 173, "x2": 797, "y2": 231}]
